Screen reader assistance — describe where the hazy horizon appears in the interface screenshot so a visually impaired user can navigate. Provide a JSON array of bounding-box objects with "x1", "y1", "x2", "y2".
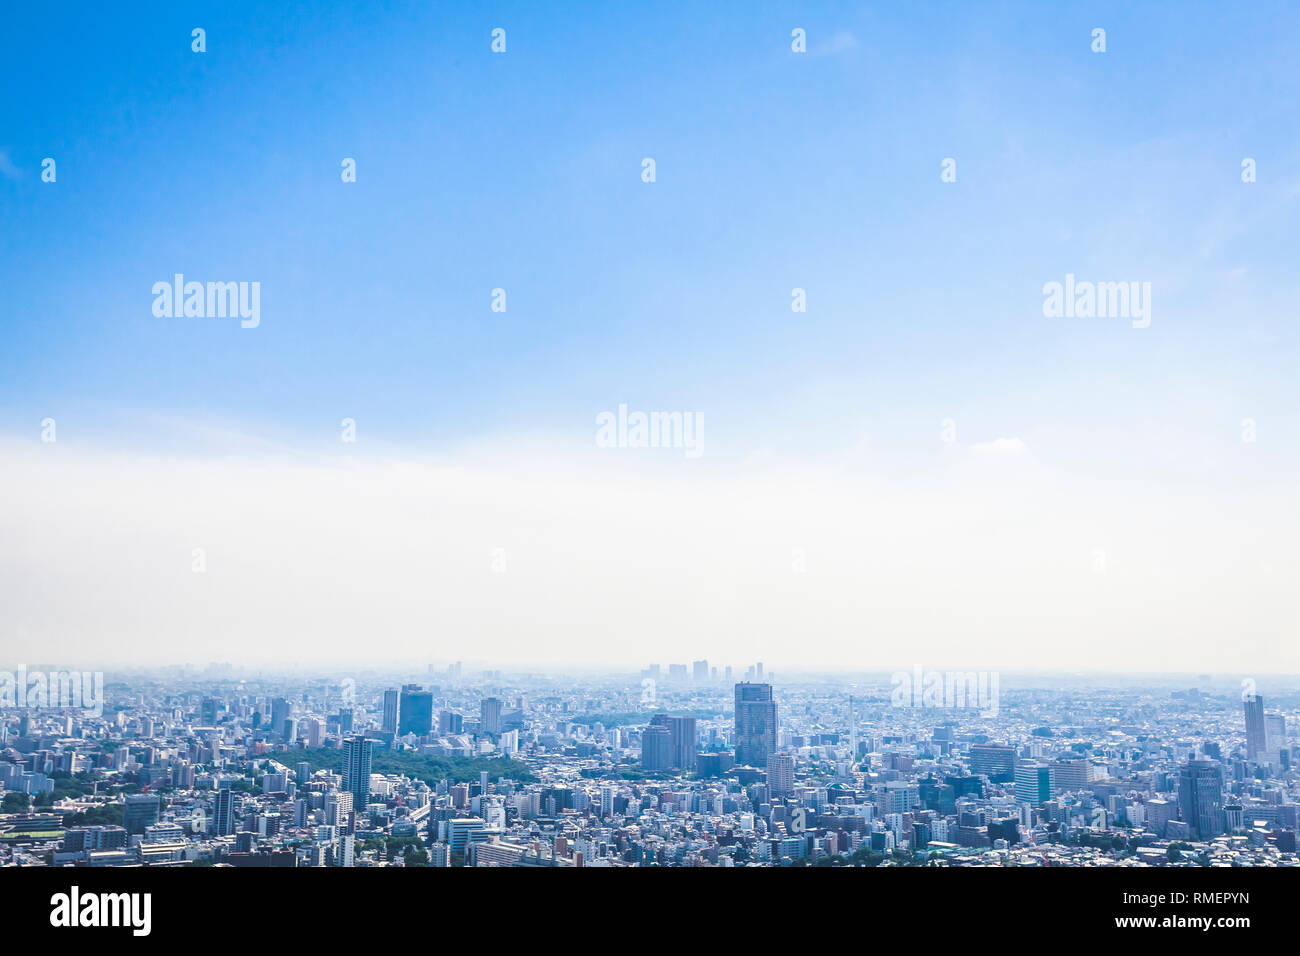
[{"x1": 3, "y1": 3, "x2": 1298, "y2": 672}]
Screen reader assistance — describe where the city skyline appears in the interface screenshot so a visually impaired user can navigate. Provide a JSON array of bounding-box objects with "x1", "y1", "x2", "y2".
[
  {"x1": 4, "y1": 667, "x2": 1296, "y2": 873},
  {"x1": 4, "y1": 2, "x2": 1293, "y2": 934}
]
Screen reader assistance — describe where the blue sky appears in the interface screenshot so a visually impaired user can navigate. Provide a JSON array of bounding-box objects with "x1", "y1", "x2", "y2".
[
  {"x1": 2, "y1": 1, "x2": 1297, "y2": 463},
  {"x1": 2, "y1": 3, "x2": 1299, "y2": 668}
]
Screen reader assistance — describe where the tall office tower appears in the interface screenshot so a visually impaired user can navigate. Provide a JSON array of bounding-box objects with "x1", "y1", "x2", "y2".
[
  {"x1": 1178, "y1": 758, "x2": 1224, "y2": 839},
  {"x1": 296, "y1": 761, "x2": 312, "y2": 786},
  {"x1": 283, "y1": 717, "x2": 298, "y2": 744},
  {"x1": 641, "y1": 725, "x2": 672, "y2": 772},
  {"x1": 200, "y1": 697, "x2": 219, "y2": 725},
  {"x1": 123, "y1": 793, "x2": 161, "y2": 835},
  {"x1": 306, "y1": 718, "x2": 325, "y2": 748},
  {"x1": 1265, "y1": 713, "x2": 1286, "y2": 755},
  {"x1": 341, "y1": 735, "x2": 373, "y2": 810},
  {"x1": 1014, "y1": 763, "x2": 1052, "y2": 806},
  {"x1": 439, "y1": 710, "x2": 463, "y2": 735},
  {"x1": 398, "y1": 684, "x2": 434, "y2": 736},
  {"x1": 734, "y1": 682, "x2": 777, "y2": 768},
  {"x1": 668, "y1": 664, "x2": 688, "y2": 682},
  {"x1": 692, "y1": 660, "x2": 709, "y2": 681},
  {"x1": 337, "y1": 707, "x2": 353, "y2": 734},
  {"x1": 650, "y1": 713, "x2": 697, "y2": 771},
  {"x1": 213, "y1": 784, "x2": 235, "y2": 836},
  {"x1": 600, "y1": 784, "x2": 615, "y2": 818},
  {"x1": 767, "y1": 753, "x2": 795, "y2": 797},
  {"x1": 480, "y1": 697, "x2": 503, "y2": 735},
  {"x1": 668, "y1": 716, "x2": 697, "y2": 772},
  {"x1": 848, "y1": 696, "x2": 858, "y2": 764},
  {"x1": 969, "y1": 743, "x2": 1017, "y2": 782},
  {"x1": 1244, "y1": 694, "x2": 1266, "y2": 761},
  {"x1": 382, "y1": 689, "x2": 399, "y2": 734},
  {"x1": 270, "y1": 697, "x2": 292, "y2": 737}
]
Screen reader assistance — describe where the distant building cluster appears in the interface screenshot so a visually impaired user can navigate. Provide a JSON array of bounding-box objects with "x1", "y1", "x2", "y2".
[{"x1": 1, "y1": 664, "x2": 1297, "y2": 868}]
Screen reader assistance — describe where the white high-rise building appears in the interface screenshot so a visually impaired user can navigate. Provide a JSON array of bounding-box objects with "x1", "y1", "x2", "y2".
[
  {"x1": 848, "y1": 695, "x2": 857, "y2": 765},
  {"x1": 768, "y1": 753, "x2": 795, "y2": 797}
]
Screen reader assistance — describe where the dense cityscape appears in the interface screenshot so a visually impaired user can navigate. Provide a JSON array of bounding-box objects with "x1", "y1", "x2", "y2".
[{"x1": 2, "y1": 664, "x2": 1296, "y2": 868}]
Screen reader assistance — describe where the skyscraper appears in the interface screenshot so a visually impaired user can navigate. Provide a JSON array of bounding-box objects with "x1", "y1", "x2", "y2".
[
  {"x1": 668, "y1": 716, "x2": 697, "y2": 772},
  {"x1": 649, "y1": 713, "x2": 697, "y2": 771},
  {"x1": 481, "y1": 697, "x2": 503, "y2": 735},
  {"x1": 767, "y1": 753, "x2": 795, "y2": 797},
  {"x1": 398, "y1": 684, "x2": 433, "y2": 736},
  {"x1": 1265, "y1": 713, "x2": 1286, "y2": 754},
  {"x1": 342, "y1": 735, "x2": 373, "y2": 810},
  {"x1": 213, "y1": 783, "x2": 235, "y2": 836},
  {"x1": 1244, "y1": 694, "x2": 1266, "y2": 761},
  {"x1": 381, "y1": 689, "x2": 399, "y2": 734},
  {"x1": 848, "y1": 695, "x2": 858, "y2": 765},
  {"x1": 641, "y1": 724, "x2": 671, "y2": 772},
  {"x1": 325, "y1": 790, "x2": 354, "y2": 829},
  {"x1": 270, "y1": 697, "x2": 292, "y2": 738},
  {"x1": 734, "y1": 682, "x2": 777, "y2": 768},
  {"x1": 439, "y1": 710, "x2": 463, "y2": 735},
  {"x1": 1178, "y1": 758, "x2": 1224, "y2": 840},
  {"x1": 1014, "y1": 763, "x2": 1052, "y2": 806}
]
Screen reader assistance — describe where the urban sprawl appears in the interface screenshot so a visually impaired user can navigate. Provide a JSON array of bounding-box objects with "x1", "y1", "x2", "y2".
[{"x1": 2, "y1": 664, "x2": 1297, "y2": 868}]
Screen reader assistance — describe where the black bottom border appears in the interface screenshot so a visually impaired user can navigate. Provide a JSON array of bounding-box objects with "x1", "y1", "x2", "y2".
[{"x1": 9, "y1": 864, "x2": 1274, "y2": 941}]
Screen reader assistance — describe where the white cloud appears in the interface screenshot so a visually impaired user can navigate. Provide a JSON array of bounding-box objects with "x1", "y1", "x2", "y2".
[{"x1": 0, "y1": 437, "x2": 1294, "y2": 673}]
